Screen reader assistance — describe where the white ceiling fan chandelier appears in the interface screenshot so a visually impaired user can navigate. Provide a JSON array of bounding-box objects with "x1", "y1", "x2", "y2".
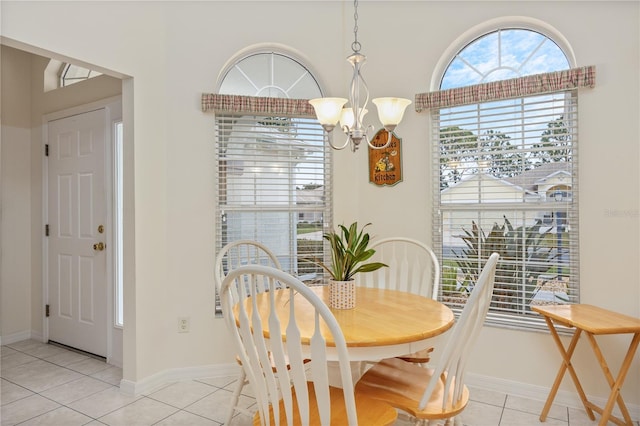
[{"x1": 309, "y1": 0, "x2": 412, "y2": 152}]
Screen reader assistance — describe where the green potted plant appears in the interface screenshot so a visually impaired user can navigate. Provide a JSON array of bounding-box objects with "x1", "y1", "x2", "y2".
[{"x1": 310, "y1": 222, "x2": 387, "y2": 309}]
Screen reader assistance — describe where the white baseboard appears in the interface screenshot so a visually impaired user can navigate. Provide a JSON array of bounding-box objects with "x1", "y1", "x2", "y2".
[
  {"x1": 467, "y1": 372, "x2": 640, "y2": 422},
  {"x1": 0, "y1": 330, "x2": 44, "y2": 346},
  {"x1": 119, "y1": 363, "x2": 240, "y2": 396}
]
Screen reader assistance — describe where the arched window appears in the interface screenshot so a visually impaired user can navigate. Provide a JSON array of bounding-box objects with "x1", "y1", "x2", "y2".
[
  {"x1": 60, "y1": 63, "x2": 102, "y2": 87},
  {"x1": 218, "y1": 52, "x2": 322, "y2": 99},
  {"x1": 441, "y1": 28, "x2": 569, "y2": 89},
  {"x1": 43, "y1": 60, "x2": 102, "y2": 91},
  {"x1": 422, "y1": 26, "x2": 594, "y2": 330},
  {"x1": 211, "y1": 50, "x2": 331, "y2": 313}
]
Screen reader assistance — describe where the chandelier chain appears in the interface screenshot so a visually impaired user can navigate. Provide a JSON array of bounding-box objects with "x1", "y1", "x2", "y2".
[{"x1": 352, "y1": 0, "x2": 361, "y2": 53}]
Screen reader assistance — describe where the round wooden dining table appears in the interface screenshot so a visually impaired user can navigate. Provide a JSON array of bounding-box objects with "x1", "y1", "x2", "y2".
[{"x1": 241, "y1": 285, "x2": 455, "y2": 362}]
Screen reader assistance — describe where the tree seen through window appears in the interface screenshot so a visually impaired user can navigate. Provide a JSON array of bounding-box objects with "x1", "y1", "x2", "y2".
[{"x1": 434, "y1": 28, "x2": 579, "y2": 329}]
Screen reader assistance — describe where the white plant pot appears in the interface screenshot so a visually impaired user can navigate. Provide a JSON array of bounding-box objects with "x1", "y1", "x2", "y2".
[{"x1": 329, "y1": 279, "x2": 356, "y2": 309}]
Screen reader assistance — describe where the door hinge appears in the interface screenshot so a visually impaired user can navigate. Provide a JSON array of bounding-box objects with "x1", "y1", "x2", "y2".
[
  {"x1": 45, "y1": 224, "x2": 49, "y2": 236},
  {"x1": 45, "y1": 144, "x2": 49, "y2": 157},
  {"x1": 45, "y1": 304, "x2": 50, "y2": 317}
]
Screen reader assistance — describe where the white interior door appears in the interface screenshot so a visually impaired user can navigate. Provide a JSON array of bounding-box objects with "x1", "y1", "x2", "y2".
[{"x1": 47, "y1": 108, "x2": 108, "y2": 357}]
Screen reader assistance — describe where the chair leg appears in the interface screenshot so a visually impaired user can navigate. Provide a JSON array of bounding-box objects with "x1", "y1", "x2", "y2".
[{"x1": 225, "y1": 369, "x2": 247, "y2": 425}]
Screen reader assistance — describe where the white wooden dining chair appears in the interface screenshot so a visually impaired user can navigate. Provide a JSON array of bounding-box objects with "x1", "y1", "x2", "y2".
[
  {"x1": 215, "y1": 239, "x2": 283, "y2": 300},
  {"x1": 214, "y1": 240, "x2": 288, "y2": 425},
  {"x1": 358, "y1": 237, "x2": 440, "y2": 364},
  {"x1": 220, "y1": 265, "x2": 398, "y2": 426},
  {"x1": 355, "y1": 253, "x2": 500, "y2": 425},
  {"x1": 360, "y1": 237, "x2": 440, "y2": 298}
]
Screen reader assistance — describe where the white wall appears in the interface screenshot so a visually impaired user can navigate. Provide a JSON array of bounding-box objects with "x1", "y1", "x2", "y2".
[
  {"x1": 0, "y1": 46, "x2": 122, "y2": 344},
  {"x1": 0, "y1": 46, "x2": 32, "y2": 343},
  {"x1": 1, "y1": 0, "x2": 638, "y2": 407}
]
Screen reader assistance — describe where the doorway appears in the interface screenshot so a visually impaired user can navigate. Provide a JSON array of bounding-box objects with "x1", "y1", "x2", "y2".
[{"x1": 44, "y1": 98, "x2": 122, "y2": 361}]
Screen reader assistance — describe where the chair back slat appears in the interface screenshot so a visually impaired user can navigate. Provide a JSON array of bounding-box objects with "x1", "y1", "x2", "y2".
[
  {"x1": 215, "y1": 239, "x2": 282, "y2": 296},
  {"x1": 221, "y1": 265, "x2": 359, "y2": 426},
  {"x1": 285, "y1": 292, "x2": 309, "y2": 424},
  {"x1": 419, "y1": 252, "x2": 499, "y2": 410},
  {"x1": 309, "y1": 317, "x2": 330, "y2": 425},
  {"x1": 359, "y1": 237, "x2": 440, "y2": 300}
]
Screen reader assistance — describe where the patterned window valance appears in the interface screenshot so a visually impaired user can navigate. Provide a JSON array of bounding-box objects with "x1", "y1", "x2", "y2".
[
  {"x1": 415, "y1": 65, "x2": 596, "y2": 112},
  {"x1": 201, "y1": 93, "x2": 316, "y2": 117}
]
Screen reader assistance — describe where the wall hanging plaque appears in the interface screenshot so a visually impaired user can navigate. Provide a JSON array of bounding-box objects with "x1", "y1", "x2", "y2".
[{"x1": 368, "y1": 129, "x2": 402, "y2": 186}]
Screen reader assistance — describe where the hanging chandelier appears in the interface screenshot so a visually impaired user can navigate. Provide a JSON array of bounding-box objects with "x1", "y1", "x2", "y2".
[{"x1": 309, "y1": 0, "x2": 411, "y2": 152}]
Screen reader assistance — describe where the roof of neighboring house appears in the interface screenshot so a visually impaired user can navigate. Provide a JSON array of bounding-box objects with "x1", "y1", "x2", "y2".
[
  {"x1": 441, "y1": 172, "x2": 539, "y2": 198},
  {"x1": 296, "y1": 187, "x2": 324, "y2": 204},
  {"x1": 503, "y1": 162, "x2": 570, "y2": 191}
]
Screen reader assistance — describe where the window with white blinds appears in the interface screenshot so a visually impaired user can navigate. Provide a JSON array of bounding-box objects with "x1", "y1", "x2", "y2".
[
  {"x1": 421, "y1": 27, "x2": 595, "y2": 330},
  {"x1": 214, "y1": 113, "x2": 332, "y2": 312},
  {"x1": 208, "y1": 50, "x2": 332, "y2": 315},
  {"x1": 433, "y1": 91, "x2": 580, "y2": 330}
]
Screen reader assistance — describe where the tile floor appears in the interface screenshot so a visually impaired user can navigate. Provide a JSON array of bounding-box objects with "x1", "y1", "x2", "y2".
[{"x1": 1, "y1": 340, "x2": 636, "y2": 425}]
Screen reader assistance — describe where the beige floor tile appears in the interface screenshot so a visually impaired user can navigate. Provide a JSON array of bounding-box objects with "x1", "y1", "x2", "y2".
[
  {"x1": 90, "y1": 365, "x2": 123, "y2": 386},
  {"x1": 155, "y1": 410, "x2": 218, "y2": 426},
  {"x1": 567, "y1": 406, "x2": 640, "y2": 426},
  {"x1": 185, "y1": 388, "x2": 255, "y2": 423},
  {"x1": 0, "y1": 347, "x2": 18, "y2": 358},
  {"x1": 139, "y1": 381, "x2": 174, "y2": 396},
  {"x1": 39, "y1": 376, "x2": 113, "y2": 405},
  {"x1": 97, "y1": 397, "x2": 178, "y2": 426},
  {"x1": 65, "y1": 357, "x2": 110, "y2": 375},
  {"x1": 15, "y1": 344, "x2": 68, "y2": 360},
  {"x1": 18, "y1": 406, "x2": 94, "y2": 426},
  {"x1": 5, "y1": 340, "x2": 43, "y2": 352},
  {"x1": 227, "y1": 411, "x2": 254, "y2": 426},
  {"x1": 567, "y1": 406, "x2": 600, "y2": 425},
  {"x1": 4, "y1": 341, "x2": 636, "y2": 426},
  {"x1": 456, "y1": 400, "x2": 504, "y2": 425},
  {"x1": 468, "y1": 385, "x2": 508, "y2": 407},
  {"x1": 0, "y1": 394, "x2": 60, "y2": 426},
  {"x1": 1, "y1": 360, "x2": 83, "y2": 393},
  {"x1": 148, "y1": 380, "x2": 217, "y2": 409},
  {"x1": 0, "y1": 352, "x2": 39, "y2": 373},
  {"x1": 67, "y1": 386, "x2": 140, "y2": 418},
  {"x1": 42, "y1": 350, "x2": 90, "y2": 367},
  {"x1": 1, "y1": 379, "x2": 34, "y2": 406},
  {"x1": 500, "y1": 407, "x2": 567, "y2": 425},
  {"x1": 505, "y1": 394, "x2": 568, "y2": 422},
  {"x1": 195, "y1": 375, "x2": 237, "y2": 389}
]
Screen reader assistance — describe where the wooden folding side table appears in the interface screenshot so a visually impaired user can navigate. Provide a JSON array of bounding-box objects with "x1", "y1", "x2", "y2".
[{"x1": 532, "y1": 304, "x2": 640, "y2": 426}]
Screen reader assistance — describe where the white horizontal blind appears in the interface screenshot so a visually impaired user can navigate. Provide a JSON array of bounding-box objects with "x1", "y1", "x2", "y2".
[
  {"x1": 215, "y1": 113, "x2": 332, "y2": 313},
  {"x1": 433, "y1": 91, "x2": 579, "y2": 330}
]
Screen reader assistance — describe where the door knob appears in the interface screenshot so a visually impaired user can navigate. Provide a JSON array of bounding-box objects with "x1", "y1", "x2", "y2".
[{"x1": 93, "y1": 242, "x2": 105, "y2": 251}]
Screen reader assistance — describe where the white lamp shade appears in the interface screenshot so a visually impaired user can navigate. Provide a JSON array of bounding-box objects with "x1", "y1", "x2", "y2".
[
  {"x1": 339, "y1": 107, "x2": 368, "y2": 129},
  {"x1": 309, "y1": 98, "x2": 348, "y2": 126},
  {"x1": 372, "y1": 97, "x2": 412, "y2": 126}
]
